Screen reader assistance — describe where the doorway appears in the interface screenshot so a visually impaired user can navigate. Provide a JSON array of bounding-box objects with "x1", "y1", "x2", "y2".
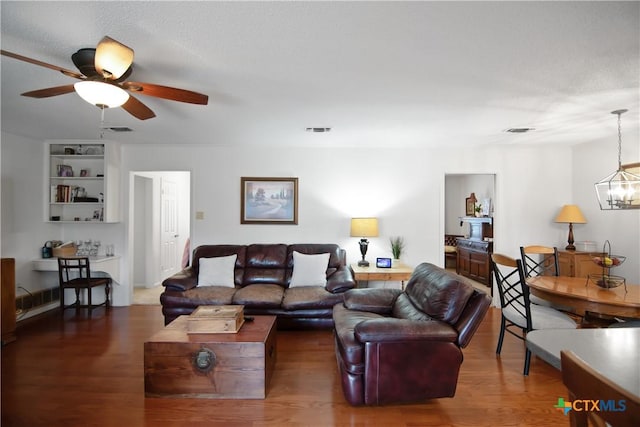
[
  {"x1": 129, "y1": 171, "x2": 191, "y2": 290},
  {"x1": 444, "y1": 173, "x2": 496, "y2": 302}
]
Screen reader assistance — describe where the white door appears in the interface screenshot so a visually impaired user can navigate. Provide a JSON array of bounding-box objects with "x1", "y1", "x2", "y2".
[{"x1": 160, "y1": 178, "x2": 179, "y2": 278}]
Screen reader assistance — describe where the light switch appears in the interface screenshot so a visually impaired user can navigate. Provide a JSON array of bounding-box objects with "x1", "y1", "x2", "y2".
[{"x1": 195, "y1": 211, "x2": 204, "y2": 220}]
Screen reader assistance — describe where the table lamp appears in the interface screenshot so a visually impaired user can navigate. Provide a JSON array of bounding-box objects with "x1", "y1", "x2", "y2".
[
  {"x1": 350, "y1": 217, "x2": 379, "y2": 267},
  {"x1": 554, "y1": 205, "x2": 587, "y2": 251}
]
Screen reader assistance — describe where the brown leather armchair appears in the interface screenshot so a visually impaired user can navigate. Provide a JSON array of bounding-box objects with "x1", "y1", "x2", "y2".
[{"x1": 333, "y1": 262, "x2": 491, "y2": 406}]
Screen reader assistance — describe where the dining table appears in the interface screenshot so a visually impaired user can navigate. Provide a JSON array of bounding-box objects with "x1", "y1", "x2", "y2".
[
  {"x1": 526, "y1": 328, "x2": 640, "y2": 398},
  {"x1": 526, "y1": 275, "x2": 640, "y2": 319}
]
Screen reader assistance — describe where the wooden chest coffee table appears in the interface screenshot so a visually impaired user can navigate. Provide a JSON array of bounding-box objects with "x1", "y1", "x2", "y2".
[{"x1": 144, "y1": 315, "x2": 277, "y2": 399}]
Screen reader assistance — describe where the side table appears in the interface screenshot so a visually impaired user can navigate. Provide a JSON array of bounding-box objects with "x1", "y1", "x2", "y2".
[{"x1": 351, "y1": 263, "x2": 414, "y2": 290}]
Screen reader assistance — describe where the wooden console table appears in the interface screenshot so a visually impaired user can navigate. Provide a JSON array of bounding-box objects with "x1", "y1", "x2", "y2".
[
  {"x1": 456, "y1": 216, "x2": 493, "y2": 288},
  {"x1": 456, "y1": 238, "x2": 493, "y2": 288},
  {"x1": 351, "y1": 263, "x2": 414, "y2": 290},
  {"x1": 557, "y1": 250, "x2": 605, "y2": 278}
]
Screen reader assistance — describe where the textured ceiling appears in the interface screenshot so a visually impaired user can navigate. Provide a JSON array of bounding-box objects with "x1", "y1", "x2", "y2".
[{"x1": 1, "y1": 1, "x2": 638, "y2": 148}]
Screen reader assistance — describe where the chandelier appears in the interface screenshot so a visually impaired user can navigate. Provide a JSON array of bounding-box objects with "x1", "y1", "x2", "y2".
[{"x1": 594, "y1": 109, "x2": 640, "y2": 210}]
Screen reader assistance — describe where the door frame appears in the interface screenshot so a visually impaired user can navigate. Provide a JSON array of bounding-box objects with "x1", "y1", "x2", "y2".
[{"x1": 127, "y1": 171, "x2": 191, "y2": 294}]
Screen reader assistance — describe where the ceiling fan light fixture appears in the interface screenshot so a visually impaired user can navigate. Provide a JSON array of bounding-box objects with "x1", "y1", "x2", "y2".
[
  {"x1": 95, "y1": 36, "x2": 134, "y2": 79},
  {"x1": 74, "y1": 81, "x2": 129, "y2": 108}
]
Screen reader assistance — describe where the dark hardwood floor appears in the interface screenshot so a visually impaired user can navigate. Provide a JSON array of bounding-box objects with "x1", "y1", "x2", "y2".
[{"x1": 1, "y1": 305, "x2": 568, "y2": 426}]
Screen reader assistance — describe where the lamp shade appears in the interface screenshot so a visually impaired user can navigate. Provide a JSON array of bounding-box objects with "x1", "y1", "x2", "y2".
[
  {"x1": 350, "y1": 218, "x2": 379, "y2": 237},
  {"x1": 74, "y1": 81, "x2": 130, "y2": 108},
  {"x1": 554, "y1": 205, "x2": 587, "y2": 224}
]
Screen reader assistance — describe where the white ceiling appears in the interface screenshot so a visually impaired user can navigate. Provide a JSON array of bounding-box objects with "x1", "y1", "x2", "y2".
[{"x1": 1, "y1": 1, "x2": 639, "y2": 149}]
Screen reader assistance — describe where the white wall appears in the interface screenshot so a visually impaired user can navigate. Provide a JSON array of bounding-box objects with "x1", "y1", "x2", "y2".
[
  {"x1": 572, "y1": 136, "x2": 640, "y2": 283},
  {"x1": 3, "y1": 131, "x2": 638, "y2": 311},
  {"x1": 1, "y1": 133, "x2": 62, "y2": 294},
  {"x1": 119, "y1": 143, "x2": 576, "y2": 288}
]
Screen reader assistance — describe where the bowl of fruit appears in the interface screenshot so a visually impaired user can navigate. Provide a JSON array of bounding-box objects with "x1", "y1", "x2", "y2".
[
  {"x1": 593, "y1": 275, "x2": 625, "y2": 289},
  {"x1": 592, "y1": 255, "x2": 625, "y2": 268}
]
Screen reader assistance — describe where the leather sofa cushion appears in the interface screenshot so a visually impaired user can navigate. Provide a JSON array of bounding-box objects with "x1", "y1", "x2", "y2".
[
  {"x1": 242, "y1": 268, "x2": 286, "y2": 286},
  {"x1": 160, "y1": 286, "x2": 236, "y2": 308},
  {"x1": 232, "y1": 284, "x2": 284, "y2": 308},
  {"x1": 402, "y1": 263, "x2": 474, "y2": 324},
  {"x1": 246, "y1": 244, "x2": 288, "y2": 268},
  {"x1": 392, "y1": 293, "x2": 431, "y2": 321},
  {"x1": 281, "y1": 287, "x2": 344, "y2": 310}
]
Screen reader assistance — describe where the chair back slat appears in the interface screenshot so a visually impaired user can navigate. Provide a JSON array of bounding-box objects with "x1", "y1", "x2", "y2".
[
  {"x1": 491, "y1": 253, "x2": 532, "y2": 331},
  {"x1": 520, "y1": 245, "x2": 559, "y2": 277},
  {"x1": 57, "y1": 257, "x2": 92, "y2": 284}
]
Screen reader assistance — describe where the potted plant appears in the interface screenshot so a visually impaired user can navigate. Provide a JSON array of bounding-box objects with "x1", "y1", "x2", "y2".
[
  {"x1": 474, "y1": 204, "x2": 482, "y2": 217},
  {"x1": 390, "y1": 236, "x2": 405, "y2": 264}
]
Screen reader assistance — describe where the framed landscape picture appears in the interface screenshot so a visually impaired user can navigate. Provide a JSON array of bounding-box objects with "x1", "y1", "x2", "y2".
[{"x1": 241, "y1": 177, "x2": 298, "y2": 224}]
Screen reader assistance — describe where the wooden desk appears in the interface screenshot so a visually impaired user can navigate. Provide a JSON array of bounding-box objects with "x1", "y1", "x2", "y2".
[
  {"x1": 32, "y1": 256, "x2": 120, "y2": 282},
  {"x1": 351, "y1": 263, "x2": 413, "y2": 289},
  {"x1": 526, "y1": 328, "x2": 640, "y2": 397},
  {"x1": 527, "y1": 276, "x2": 640, "y2": 318}
]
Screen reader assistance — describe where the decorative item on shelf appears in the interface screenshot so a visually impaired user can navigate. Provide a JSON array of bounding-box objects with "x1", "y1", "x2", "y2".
[
  {"x1": 52, "y1": 241, "x2": 77, "y2": 257},
  {"x1": 350, "y1": 217, "x2": 379, "y2": 267},
  {"x1": 465, "y1": 193, "x2": 477, "y2": 216},
  {"x1": 587, "y1": 240, "x2": 627, "y2": 293},
  {"x1": 474, "y1": 204, "x2": 482, "y2": 217},
  {"x1": 481, "y1": 198, "x2": 492, "y2": 216},
  {"x1": 554, "y1": 204, "x2": 587, "y2": 250},
  {"x1": 389, "y1": 236, "x2": 405, "y2": 265},
  {"x1": 594, "y1": 109, "x2": 640, "y2": 210}
]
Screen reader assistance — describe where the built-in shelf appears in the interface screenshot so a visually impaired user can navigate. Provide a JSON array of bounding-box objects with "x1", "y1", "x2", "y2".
[{"x1": 45, "y1": 141, "x2": 120, "y2": 223}]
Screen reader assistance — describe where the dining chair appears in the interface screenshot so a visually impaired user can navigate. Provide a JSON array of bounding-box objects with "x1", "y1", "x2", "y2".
[
  {"x1": 519, "y1": 245, "x2": 559, "y2": 277},
  {"x1": 57, "y1": 257, "x2": 112, "y2": 314},
  {"x1": 561, "y1": 350, "x2": 640, "y2": 427},
  {"x1": 491, "y1": 253, "x2": 577, "y2": 375},
  {"x1": 519, "y1": 245, "x2": 577, "y2": 312}
]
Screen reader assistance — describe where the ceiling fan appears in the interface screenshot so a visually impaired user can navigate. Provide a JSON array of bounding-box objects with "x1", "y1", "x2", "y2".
[{"x1": 0, "y1": 36, "x2": 209, "y2": 120}]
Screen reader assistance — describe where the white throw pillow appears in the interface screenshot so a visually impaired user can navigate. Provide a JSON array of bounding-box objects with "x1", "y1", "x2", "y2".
[
  {"x1": 289, "y1": 251, "x2": 330, "y2": 287},
  {"x1": 198, "y1": 254, "x2": 237, "y2": 287}
]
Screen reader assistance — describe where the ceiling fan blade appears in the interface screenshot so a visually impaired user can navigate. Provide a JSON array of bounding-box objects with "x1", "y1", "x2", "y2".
[
  {"x1": 1, "y1": 50, "x2": 84, "y2": 79},
  {"x1": 22, "y1": 84, "x2": 76, "y2": 98},
  {"x1": 123, "y1": 82, "x2": 209, "y2": 105},
  {"x1": 95, "y1": 36, "x2": 134, "y2": 80},
  {"x1": 121, "y1": 94, "x2": 156, "y2": 120}
]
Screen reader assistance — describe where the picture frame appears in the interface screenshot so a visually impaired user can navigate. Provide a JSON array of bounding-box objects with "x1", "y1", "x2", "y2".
[
  {"x1": 241, "y1": 177, "x2": 298, "y2": 224},
  {"x1": 80, "y1": 169, "x2": 90, "y2": 177},
  {"x1": 465, "y1": 193, "x2": 477, "y2": 216}
]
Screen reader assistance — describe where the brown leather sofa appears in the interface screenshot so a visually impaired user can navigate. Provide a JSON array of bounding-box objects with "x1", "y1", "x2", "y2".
[
  {"x1": 160, "y1": 243, "x2": 356, "y2": 329},
  {"x1": 333, "y1": 262, "x2": 491, "y2": 405}
]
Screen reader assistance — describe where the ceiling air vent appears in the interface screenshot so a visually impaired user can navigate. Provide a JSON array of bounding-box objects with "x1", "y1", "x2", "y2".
[
  {"x1": 505, "y1": 127, "x2": 534, "y2": 133},
  {"x1": 306, "y1": 127, "x2": 331, "y2": 133},
  {"x1": 102, "y1": 126, "x2": 133, "y2": 132}
]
